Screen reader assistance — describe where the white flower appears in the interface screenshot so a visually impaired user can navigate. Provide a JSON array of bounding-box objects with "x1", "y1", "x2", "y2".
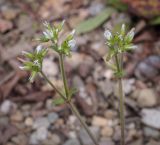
[
  {"x1": 70, "y1": 29, "x2": 75, "y2": 36},
  {"x1": 68, "y1": 39, "x2": 76, "y2": 48},
  {"x1": 126, "y1": 28, "x2": 135, "y2": 41},
  {"x1": 62, "y1": 20, "x2": 66, "y2": 26},
  {"x1": 43, "y1": 21, "x2": 49, "y2": 27},
  {"x1": 22, "y1": 51, "x2": 29, "y2": 55},
  {"x1": 121, "y1": 24, "x2": 126, "y2": 35},
  {"x1": 104, "y1": 30, "x2": 112, "y2": 40},
  {"x1": 127, "y1": 45, "x2": 137, "y2": 49},
  {"x1": 36, "y1": 45, "x2": 42, "y2": 53},
  {"x1": 19, "y1": 66, "x2": 26, "y2": 70},
  {"x1": 33, "y1": 60, "x2": 40, "y2": 67},
  {"x1": 43, "y1": 30, "x2": 52, "y2": 39}
]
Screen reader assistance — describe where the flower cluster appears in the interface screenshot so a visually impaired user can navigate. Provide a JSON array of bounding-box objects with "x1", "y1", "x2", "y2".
[
  {"x1": 39, "y1": 20, "x2": 76, "y2": 56},
  {"x1": 104, "y1": 24, "x2": 137, "y2": 61},
  {"x1": 103, "y1": 24, "x2": 136, "y2": 78},
  {"x1": 19, "y1": 45, "x2": 48, "y2": 82}
]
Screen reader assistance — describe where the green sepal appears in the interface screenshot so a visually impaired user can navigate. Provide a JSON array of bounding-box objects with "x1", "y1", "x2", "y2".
[{"x1": 53, "y1": 97, "x2": 65, "y2": 106}]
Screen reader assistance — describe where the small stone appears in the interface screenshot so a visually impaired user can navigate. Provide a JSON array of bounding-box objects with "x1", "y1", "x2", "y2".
[
  {"x1": 63, "y1": 139, "x2": 80, "y2": 145},
  {"x1": 146, "y1": 140, "x2": 160, "y2": 145},
  {"x1": 36, "y1": 127, "x2": 48, "y2": 141},
  {"x1": 25, "y1": 117, "x2": 33, "y2": 127},
  {"x1": 141, "y1": 109, "x2": 160, "y2": 129},
  {"x1": 45, "y1": 99, "x2": 53, "y2": 110},
  {"x1": 11, "y1": 134, "x2": 28, "y2": 145},
  {"x1": 0, "y1": 116, "x2": 9, "y2": 126},
  {"x1": 0, "y1": 100, "x2": 13, "y2": 114},
  {"x1": 137, "y1": 89, "x2": 157, "y2": 107},
  {"x1": 73, "y1": 75, "x2": 85, "y2": 89},
  {"x1": 11, "y1": 111, "x2": 23, "y2": 122},
  {"x1": 101, "y1": 126, "x2": 114, "y2": 137},
  {"x1": 92, "y1": 116, "x2": 108, "y2": 127},
  {"x1": 33, "y1": 117, "x2": 50, "y2": 129},
  {"x1": 104, "y1": 110, "x2": 117, "y2": 119},
  {"x1": 98, "y1": 80, "x2": 113, "y2": 98},
  {"x1": 47, "y1": 112, "x2": 59, "y2": 124},
  {"x1": 99, "y1": 139, "x2": 115, "y2": 145},
  {"x1": 0, "y1": 19, "x2": 13, "y2": 33},
  {"x1": 1, "y1": 6, "x2": 19, "y2": 20},
  {"x1": 42, "y1": 58, "x2": 58, "y2": 77},
  {"x1": 79, "y1": 126, "x2": 100, "y2": 145},
  {"x1": 144, "y1": 127, "x2": 160, "y2": 139}
]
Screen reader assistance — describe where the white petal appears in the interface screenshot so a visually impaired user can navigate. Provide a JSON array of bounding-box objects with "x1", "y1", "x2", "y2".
[
  {"x1": 121, "y1": 24, "x2": 126, "y2": 34},
  {"x1": 127, "y1": 28, "x2": 135, "y2": 40},
  {"x1": 22, "y1": 51, "x2": 29, "y2": 55},
  {"x1": 70, "y1": 29, "x2": 76, "y2": 35},
  {"x1": 36, "y1": 45, "x2": 42, "y2": 53},
  {"x1": 104, "y1": 30, "x2": 112, "y2": 40},
  {"x1": 68, "y1": 39, "x2": 76, "y2": 48},
  {"x1": 19, "y1": 66, "x2": 25, "y2": 70},
  {"x1": 43, "y1": 21, "x2": 49, "y2": 27}
]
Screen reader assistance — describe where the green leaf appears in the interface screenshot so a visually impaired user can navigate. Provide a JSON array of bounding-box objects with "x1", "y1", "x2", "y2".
[
  {"x1": 53, "y1": 97, "x2": 65, "y2": 106},
  {"x1": 107, "y1": 0, "x2": 128, "y2": 11},
  {"x1": 68, "y1": 87, "x2": 78, "y2": 100},
  {"x1": 75, "y1": 7, "x2": 116, "y2": 34},
  {"x1": 150, "y1": 16, "x2": 160, "y2": 25}
]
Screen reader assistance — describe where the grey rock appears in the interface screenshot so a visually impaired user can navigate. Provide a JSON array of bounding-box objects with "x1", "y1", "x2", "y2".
[
  {"x1": 98, "y1": 80, "x2": 113, "y2": 98},
  {"x1": 0, "y1": 100, "x2": 13, "y2": 114},
  {"x1": 141, "y1": 109, "x2": 160, "y2": 129},
  {"x1": 47, "y1": 112, "x2": 59, "y2": 124},
  {"x1": 137, "y1": 89, "x2": 157, "y2": 107},
  {"x1": 63, "y1": 139, "x2": 80, "y2": 145},
  {"x1": 144, "y1": 127, "x2": 160, "y2": 139},
  {"x1": 79, "y1": 126, "x2": 100, "y2": 145},
  {"x1": 0, "y1": 116, "x2": 9, "y2": 126},
  {"x1": 33, "y1": 117, "x2": 50, "y2": 129}
]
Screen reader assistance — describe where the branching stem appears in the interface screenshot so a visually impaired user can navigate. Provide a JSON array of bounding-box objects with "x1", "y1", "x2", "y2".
[{"x1": 40, "y1": 55, "x2": 99, "y2": 145}]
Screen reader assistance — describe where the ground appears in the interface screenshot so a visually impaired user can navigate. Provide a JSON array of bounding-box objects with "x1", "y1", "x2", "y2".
[{"x1": 0, "y1": 0, "x2": 160, "y2": 145}]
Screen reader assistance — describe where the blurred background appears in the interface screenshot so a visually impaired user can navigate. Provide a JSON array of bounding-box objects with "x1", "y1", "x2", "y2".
[{"x1": 0, "y1": 0, "x2": 160, "y2": 145}]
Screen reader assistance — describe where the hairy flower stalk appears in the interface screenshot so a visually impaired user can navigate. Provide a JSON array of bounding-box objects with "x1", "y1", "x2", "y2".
[
  {"x1": 104, "y1": 24, "x2": 136, "y2": 145},
  {"x1": 19, "y1": 20, "x2": 99, "y2": 145}
]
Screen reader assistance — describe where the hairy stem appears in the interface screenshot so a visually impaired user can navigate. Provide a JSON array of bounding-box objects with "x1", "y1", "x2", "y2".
[
  {"x1": 115, "y1": 54, "x2": 125, "y2": 145},
  {"x1": 58, "y1": 54, "x2": 99, "y2": 145},
  {"x1": 59, "y1": 54, "x2": 69, "y2": 98}
]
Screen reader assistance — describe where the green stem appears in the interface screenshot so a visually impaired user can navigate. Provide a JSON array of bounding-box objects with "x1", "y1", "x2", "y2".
[
  {"x1": 58, "y1": 54, "x2": 99, "y2": 145},
  {"x1": 115, "y1": 54, "x2": 125, "y2": 145},
  {"x1": 69, "y1": 101, "x2": 99, "y2": 145},
  {"x1": 59, "y1": 54, "x2": 69, "y2": 98}
]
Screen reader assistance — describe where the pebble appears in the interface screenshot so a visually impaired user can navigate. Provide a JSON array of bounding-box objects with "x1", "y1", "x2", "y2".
[
  {"x1": 141, "y1": 109, "x2": 160, "y2": 129},
  {"x1": 0, "y1": 116, "x2": 9, "y2": 126},
  {"x1": 0, "y1": 100, "x2": 13, "y2": 114},
  {"x1": 0, "y1": 18, "x2": 13, "y2": 33},
  {"x1": 92, "y1": 116, "x2": 108, "y2": 127},
  {"x1": 1, "y1": 6, "x2": 19, "y2": 20},
  {"x1": 99, "y1": 139, "x2": 115, "y2": 145},
  {"x1": 104, "y1": 110, "x2": 117, "y2": 119},
  {"x1": 47, "y1": 112, "x2": 59, "y2": 124},
  {"x1": 42, "y1": 58, "x2": 58, "y2": 77},
  {"x1": 137, "y1": 89, "x2": 157, "y2": 107},
  {"x1": 135, "y1": 59, "x2": 159, "y2": 80},
  {"x1": 11, "y1": 111, "x2": 24, "y2": 122},
  {"x1": 63, "y1": 139, "x2": 80, "y2": 145},
  {"x1": 11, "y1": 134, "x2": 28, "y2": 145},
  {"x1": 144, "y1": 127, "x2": 160, "y2": 139},
  {"x1": 30, "y1": 127, "x2": 48, "y2": 144},
  {"x1": 33, "y1": 117, "x2": 50, "y2": 129},
  {"x1": 79, "y1": 126, "x2": 100, "y2": 145},
  {"x1": 98, "y1": 80, "x2": 113, "y2": 98},
  {"x1": 25, "y1": 117, "x2": 33, "y2": 127},
  {"x1": 101, "y1": 126, "x2": 114, "y2": 137}
]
